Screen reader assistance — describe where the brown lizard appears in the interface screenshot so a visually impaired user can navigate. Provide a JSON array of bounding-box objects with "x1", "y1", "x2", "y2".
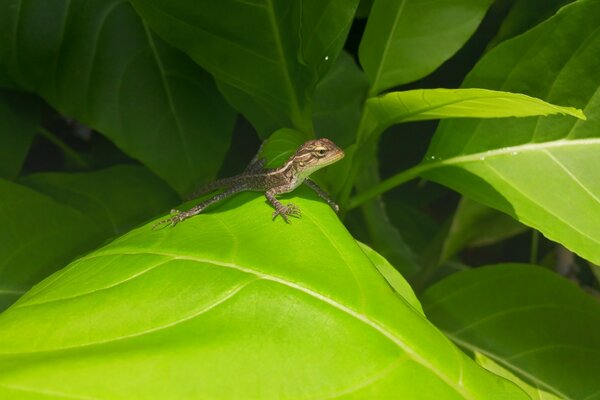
[{"x1": 153, "y1": 138, "x2": 344, "y2": 228}]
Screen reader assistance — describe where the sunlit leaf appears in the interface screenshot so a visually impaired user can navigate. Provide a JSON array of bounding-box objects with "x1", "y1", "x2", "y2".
[{"x1": 0, "y1": 189, "x2": 525, "y2": 398}]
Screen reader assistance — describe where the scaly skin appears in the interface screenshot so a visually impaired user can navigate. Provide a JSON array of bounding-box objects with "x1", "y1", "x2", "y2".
[{"x1": 153, "y1": 138, "x2": 344, "y2": 228}]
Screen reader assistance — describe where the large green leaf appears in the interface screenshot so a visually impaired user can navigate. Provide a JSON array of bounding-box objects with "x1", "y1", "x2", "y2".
[
  {"x1": 359, "y1": 0, "x2": 494, "y2": 94},
  {"x1": 0, "y1": 189, "x2": 526, "y2": 398},
  {"x1": 0, "y1": 166, "x2": 177, "y2": 311},
  {"x1": 421, "y1": 0, "x2": 600, "y2": 264},
  {"x1": 20, "y1": 165, "x2": 178, "y2": 237},
  {"x1": 130, "y1": 0, "x2": 359, "y2": 136},
  {"x1": 0, "y1": 90, "x2": 41, "y2": 179},
  {"x1": 0, "y1": 0, "x2": 235, "y2": 196},
  {"x1": 0, "y1": 179, "x2": 104, "y2": 311},
  {"x1": 422, "y1": 264, "x2": 600, "y2": 400}
]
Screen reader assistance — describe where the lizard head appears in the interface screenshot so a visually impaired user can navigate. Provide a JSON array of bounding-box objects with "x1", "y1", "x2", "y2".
[{"x1": 292, "y1": 138, "x2": 345, "y2": 177}]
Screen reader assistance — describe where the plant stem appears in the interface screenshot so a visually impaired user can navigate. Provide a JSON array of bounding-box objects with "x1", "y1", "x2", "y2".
[
  {"x1": 348, "y1": 162, "x2": 434, "y2": 210},
  {"x1": 530, "y1": 230, "x2": 540, "y2": 264},
  {"x1": 38, "y1": 127, "x2": 90, "y2": 169}
]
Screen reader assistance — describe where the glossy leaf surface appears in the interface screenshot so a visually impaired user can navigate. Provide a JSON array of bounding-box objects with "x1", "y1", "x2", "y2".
[
  {"x1": 423, "y1": 0, "x2": 600, "y2": 264},
  {"x1": 422, "y1": 264, "x2": 600, "y2": 399},
  {"x1": 0, "y1": 190, "x2": 525, "y2": 399},
  {"x1": 359, "y1": 0, "x2": 493, "y2": 94},
  {"x1": 364, "y1": 88, "x2": 584, "y2": 141},
  {"x1": 0, "y1": 0, "x2": 235, "y2": 195},
  {"x1": 131, "y1": 0, "x2": 359, "y2": 136}
]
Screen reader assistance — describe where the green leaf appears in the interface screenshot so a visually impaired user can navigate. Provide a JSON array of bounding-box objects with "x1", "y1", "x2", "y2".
[
  {"x1": 490, "y1": 0, "x2": 573, "y2": 47},
  {"x1": 130, "y1": 0, "x2": 359, "y2": 136},
  {"x1": 422, "y1": 264, "x2": 600, "y2": 399},
  {"x1": 357, "y1": 241, "x2": 423, "y2": 315},
  {"x1": 0, "y1": 0, "x2": 235, "y2": 196},
  {"x1": 0, "y1": 189, "x2": 526, "y2": 398},
  {"x1": 0, "y1": 179, "x2": 104, "y2": 311},
  {"x1": 20, "y1": 165, "x2": 179, "y2": 237},
  {"x1": 359, "y1": 0, "x2": 494, "y2": 94},
  {"x1": 422, "y1": 0, "x2": 600, "y2": 264},
  {"x1": 474, "y1": 353, "x2": 561, "y2": 400},
  {"x1": 441, "y1": 197, "x2": 527, "y2": 263},
  {"x1": 260, "y1": 128, "x2": 305, "y2": 168},
  {"x1": 313, "y1": 51, "x2": 369, "y2": 148},
  {"x1": 0, "y1": 90, "x2": 41, "y2": 179},
  {"x1": 364, "y1": 88, "x2": 585, "y2": 141}
]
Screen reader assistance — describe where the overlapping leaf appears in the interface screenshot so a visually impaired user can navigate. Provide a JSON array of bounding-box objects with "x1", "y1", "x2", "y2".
[
  {"x1": 422, "y1": 264, "x2": 600, "y2": 399},
  {"x1": 0, "y1": 0, "x2": 235, "y2": 195},
  {"x1": 131, "y1": 0, "x2": 359, "y2": 136},
  {"x1": 0, "y1": 166, "x2": 177, "y2": 311},
  {"x1": 421, "y1": 0, "x2": 600, "y2": 263},
  {"x1": 359, "y1": 0, "x2": 494, "y2": 94},
  {"x1": 0, "y1": 190, "x2": 525, "y2": 398}
]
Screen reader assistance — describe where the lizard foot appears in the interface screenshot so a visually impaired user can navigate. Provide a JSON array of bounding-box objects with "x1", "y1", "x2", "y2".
[
  {"x1": 152, "y1": 209, "x2": 184, "y2": 230},
  {"x1": 272, "y1": 203, "x2": 301, "y2": 223}
]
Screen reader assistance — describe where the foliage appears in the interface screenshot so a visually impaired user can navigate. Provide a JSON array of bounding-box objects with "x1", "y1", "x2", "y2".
[{"x1": 0, "y1": 0, "x2": 598, "y2": 398}]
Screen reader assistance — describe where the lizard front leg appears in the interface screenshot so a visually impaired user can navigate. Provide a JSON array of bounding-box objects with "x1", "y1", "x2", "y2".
[
  {"x1": 304, "y1": 178, "x2": 339, "y2": 213},
  {"x1": 265, "y1": 185, "x2": 301, "y2": 223}
]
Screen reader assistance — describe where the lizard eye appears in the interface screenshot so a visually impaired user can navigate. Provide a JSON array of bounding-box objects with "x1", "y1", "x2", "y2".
[{"x1": 314, "y1": 148, "x2": 327, "y2": 157}]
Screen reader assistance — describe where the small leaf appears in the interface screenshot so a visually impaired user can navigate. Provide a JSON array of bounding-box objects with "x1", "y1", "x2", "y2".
[
  {"x1": 260, "y1": 128, "x2": 305, "y2": 168},
  {"x1": 422, "y1": 264, "x2": 600, "y2": 399},
  {"x1": 364, "y1": 88, "x2": 585, "y2": 141}
]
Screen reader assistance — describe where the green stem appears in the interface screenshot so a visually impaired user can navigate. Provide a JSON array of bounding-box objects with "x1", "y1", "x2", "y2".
[
  {"x1": 530, "y1": 230, "x2": 540, "y2": 264},
  {"x1": 37, "y1": 127, "x2": 90, "y2": 169},
  {"x1": 348, "y1": 162, "x2": 434, "y2": 210}
]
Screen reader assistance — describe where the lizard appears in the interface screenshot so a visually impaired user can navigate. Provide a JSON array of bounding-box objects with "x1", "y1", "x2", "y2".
[{"x1": 153, "y1": 138, "x2": 345, "y2": 228}]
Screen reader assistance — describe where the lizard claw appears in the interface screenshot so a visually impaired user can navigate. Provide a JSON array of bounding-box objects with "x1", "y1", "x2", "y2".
[
  {"x1": 152, "y1": 209, "x2": 183, "y2": 230},
  {"x1": 272, "y1": 203, "x2": 301, "y2": 223}
]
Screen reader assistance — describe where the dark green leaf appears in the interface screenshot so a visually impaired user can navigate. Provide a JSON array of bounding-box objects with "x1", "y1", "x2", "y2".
[
  {"x1": 20, "y1": 165, "x2": 179, "y2": 236},
  {"x1": 131, "y1": 0, "x2": 359, "y2": 136},
  {"x1": 0, "y1": 189, "x2": 525, "y2": 398},
  {"x1": 359, "y1": 0, "x2": 494, "y2": 94},
  {"x1": 0, "y1": 0, "x2": 235, "y2": 196},
  {"x1": 0, "y1": 90, "x2": 41, "y2": 179},
  {"x1": 422, "y1": 264, "x2": 600, "y2": 399},
  {"x1": 313, "y1": 51, "x2": 368, "y2": 148}
]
